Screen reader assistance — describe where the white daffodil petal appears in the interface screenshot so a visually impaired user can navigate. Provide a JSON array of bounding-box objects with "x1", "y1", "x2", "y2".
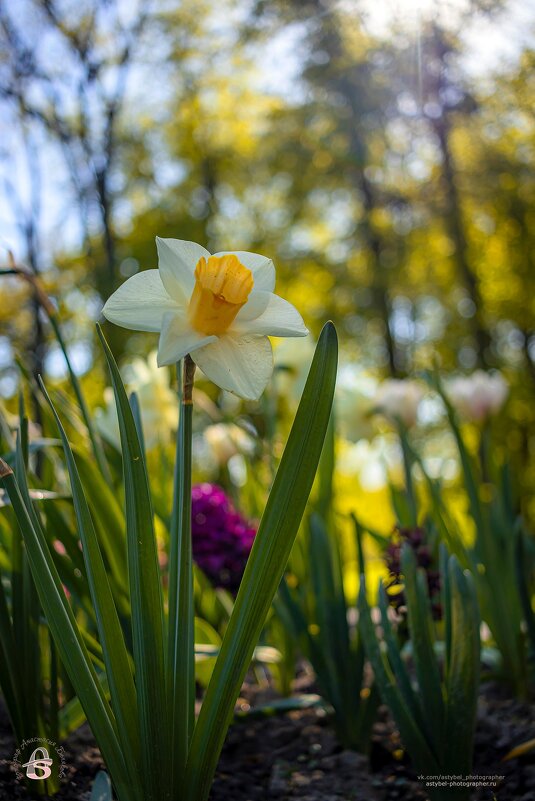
[
  {"x1": 234, "y1": 291, "x2": 308, "y2": 337},
  {"x1": 102, "y1": 270, "x2": 180, "y2": 332},
  {"x1": 212, "y1": 251, "x2": 275, "y2": 292},
  {"x1": 157, "y1": 312, "x2": 217, "y2": 366},
  {"x1": 156, "y1": 237, "x2": 210, "y2": 303},
  {"x1": 191, "y1": 335, "x2": 273, "y2": 400}
]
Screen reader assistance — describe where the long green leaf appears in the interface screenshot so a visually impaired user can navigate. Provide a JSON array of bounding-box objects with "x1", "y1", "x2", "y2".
[
  {"x1": 98, "y1": 324, "x2": 167, "y2": 801},
  {"x1": 47, "y1": 314, "x2": 110, "y2": 481},
  {"x1": 377, "y1": 584, "x2": 427, "y2": 734},
  {"x1": 40, "y1": 379, "x2": 142, "y2": 795},
  {"x1": 358, "y1": 579, "x2": 441, "y2": 774},
  {"x1": 74, "y1": 449, "x2": 129, "y2": 601},
  {"x1": 444, "y1": 558, "x2": 480, "y2": 777},
  {"x1": 401, "y1": 545, "x2": 444, "y2": 760},
  {"x1": 0, "y1": 460, "x2": 131, "y2": 801},
  {"x1": 428, "y1": 371, "x2": 484, "y2": 536},
  {"x1": 308, "y1": 515, "x2": 349, "y2": 714},
  {"x1": 59, "y1": 672, "x2": 110, "y2": 740},
  {"x1": 184, "y1": 322, "x2": 338, "y2": 801},
  {"x1": 0, "y1": 573, "x2": 23, "y2": 739}
]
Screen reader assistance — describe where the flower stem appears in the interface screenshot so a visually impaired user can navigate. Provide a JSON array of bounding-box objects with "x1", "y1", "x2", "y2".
[{"x1": 167, "y1": 355, "x2": 196, "y2": 794}]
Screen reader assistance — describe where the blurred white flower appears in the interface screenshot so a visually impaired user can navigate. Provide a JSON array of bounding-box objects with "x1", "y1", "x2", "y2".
[
  {"x1": 374, "y1": 379, "x2": 423, "y2": 428},
  {"x1": 420, "y1": 430, "x2": 459, "y2": 481},
  {"x1": 446, "y1": 370, "x2": 509, "y2": 423},
  {"x1": 96, "y1": 351, "x2": 178, "y2": 449},
  {"x1": 273, "y1": 336, "x2": 316, "y2": 405},
  {"x1": 203, "y1": 422, "x2": 255, "y2": 466},
  {"x1": 335, "y1": 368, "x2": 378, "y2": 442},
  {"x1": 103, "y1": 238, "x2": 308, "y2": 400},
  {"x1": 338, "y1": 435, "x2": 402, "y2": 491}
]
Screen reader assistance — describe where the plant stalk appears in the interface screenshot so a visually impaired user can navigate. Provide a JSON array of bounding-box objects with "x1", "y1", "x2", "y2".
[{"x1": 167, "y1": 354, "x2": 196, "y2": 795}]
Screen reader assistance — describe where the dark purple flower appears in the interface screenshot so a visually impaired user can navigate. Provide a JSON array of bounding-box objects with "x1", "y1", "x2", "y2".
[
  {"x1": 191, "y1": 483, "x2": 256, "y2": 592},
  {"x1": 385, "y1": 526, "x2": 442, "y2": 620}
]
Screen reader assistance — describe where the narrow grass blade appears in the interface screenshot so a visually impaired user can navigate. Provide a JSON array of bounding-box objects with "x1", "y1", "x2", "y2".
[
  {"x1": 377, "y1": 584, "x2": 428, "y2": 735},
  {"x1": 427, "y1": 371, "x2": 484, "y2": 535},
  {"x1": 74, "y1": 450, "x2": 128, "y2": 599},
  {"x1": 444, "y1": 557, "x2": 480, "y2": 777},
  {"x1": 309, "y1": 515, "x2": 349, "y2": 712},
  {"x1": 129, "y1": 392, "x2": 146, "y2": 464},
  {"x1": 0, "y1": 460, "x2": 131, "y2": 801},
  {"x1": 184, "y1": 322, "x2": 338, "y2": 801},
  {"x1": 317, "y1": 411, "x2": 335, "y2": 520},
  {"x1": 358, "y1": 579, "x2": 441, "y2": 774},
  {"x1": 398, "y1": 423, "x2": 418, "y2": 527},
  {"x1": 98, "y1": 324, "x2": 167, "y2": 801},
  {"x1": 40, "y1": 379, "x2": 142, "y2": 787},
  {"x1": 59, "y1": 672, "x2": 110, "y2": 740},
  {"x1": 401, "y1": 545, "x2": 444, "y2": 759},
  {"x1": 47, "y1": 314, "x2": 110, "y2": 481},
  {"x1": 0, "y1": 573, "x2": 23, "y2": 739}
]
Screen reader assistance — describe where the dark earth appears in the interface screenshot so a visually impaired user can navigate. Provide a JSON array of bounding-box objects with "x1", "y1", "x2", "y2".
[{"x1": 1, "y1": 680, "x2": 534, "y2": 801}]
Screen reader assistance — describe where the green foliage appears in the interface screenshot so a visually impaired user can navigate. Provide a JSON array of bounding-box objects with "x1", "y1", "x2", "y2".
[
  {"x1": 359, "y1": 546, "x2": 480, "y2": 801},
  {"x1": 278, "y1": 513, "x2": 379, "y2": 751},
  {"x1": 426, "y1": 372, "x2": 531, "y2": 695},
  {"x1": 0, "y1": 396, "x2": 102, "y2": 796},
  {"x1": 0, "y1": 322, "x2": 338, "y2": 801}
]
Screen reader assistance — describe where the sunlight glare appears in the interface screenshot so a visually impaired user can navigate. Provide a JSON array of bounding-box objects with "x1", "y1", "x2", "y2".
[{"x1": 359, "y1": 0, "x2": 471, "y2": 35}]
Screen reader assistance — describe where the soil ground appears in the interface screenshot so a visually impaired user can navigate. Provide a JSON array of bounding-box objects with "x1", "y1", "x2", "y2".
[{"x1": 1, "y1": 680, "x2": 534, "y2": 800}]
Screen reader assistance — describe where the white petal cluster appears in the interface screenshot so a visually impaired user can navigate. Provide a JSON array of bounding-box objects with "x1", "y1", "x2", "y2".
[
  {"x1": 374, "y1": 378, "x2": 424, "y2": 429},
  {"x1": 203, "y1": 422, "x2": 255, "y2": 466},
  {"x1": 446, "y1": 370, "x2": 508, "y2": 423},
  {"x1": 102, "y1": 238, "x2": 308, "y2": 400}
]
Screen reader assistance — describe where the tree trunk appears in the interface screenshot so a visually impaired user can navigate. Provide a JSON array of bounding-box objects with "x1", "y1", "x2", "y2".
[{"x1": 433, "y1": 114, "x2": 491, "y2": 367}]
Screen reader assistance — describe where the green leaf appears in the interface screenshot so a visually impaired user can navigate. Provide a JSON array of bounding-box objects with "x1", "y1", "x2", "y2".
[
  {"x1": 397, "y1": 422, "x2": 418, "y2": 527},
  {"x1": 39, "y1": 379, "x2": 142, "y2": 788},
  {"x1": 401, "y1": 545, "x2": 444, "y2": 759},
  {"x1": 308, "y1": 514, "x2": 349, "y2": 714},
  {"x1": 184, "y1": 322, "x2": 338, "y2": 801},
  {"x1": 233, "y1": 693, "x2": 325, "y2": 720},
  {"x1": 47, "y1": 313, "x2": 110, "y2": 481},
  {"x1": 129, "y1": 392, "x2": 147, "y2": 464},
  {"x1": 516, "y1": 527, "x2": 535, "y2": 661},
  {"x1": 443, "y1": 557, "x2": 480, "y2": 777},
  {"x1": 427, "y1": 371, "x2": 484, "y2": 536},
  {"x1": 194, "y1": 617, "x2": 221, "y2": 688},
  {"x1": 74, "y1": 449, "x2": 129, "y2": 601},
  {"x1": 97, "y1": 324, "x2": 167, "y2": 801},
  {"x1": 0, "y1": 572, "x2": 23, "y2": 739},
  {"x1": 0, "y1": 460, "x2": 132, "y2": 801},
  {"x1": 59, "y1": 672, "x2": 110, "y2": 740},
  {"x1": 358, "y1": 578, "x2": 441, "y2": 775},
  {"x1": 317, "y1": 411, "x2": 335, "y2": 519},
  {"x1": 377, "y1": 584, "x2": 427, "y2": 735}
]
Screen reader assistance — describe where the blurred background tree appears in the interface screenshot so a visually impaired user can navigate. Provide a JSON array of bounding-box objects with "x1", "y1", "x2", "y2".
[{"x1": 0, "y1": 0, "x2": 534, "y2": 501}]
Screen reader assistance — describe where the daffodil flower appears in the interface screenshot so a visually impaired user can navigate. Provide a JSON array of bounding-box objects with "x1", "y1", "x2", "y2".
[{"x1": 102, "y1": 238, "x2": 308, "y2": 400}]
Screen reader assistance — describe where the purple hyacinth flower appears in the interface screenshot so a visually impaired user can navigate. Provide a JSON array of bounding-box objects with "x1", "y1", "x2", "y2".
[{"x1": 191, "y1": 483, "x2": 256, "y2": 592}]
